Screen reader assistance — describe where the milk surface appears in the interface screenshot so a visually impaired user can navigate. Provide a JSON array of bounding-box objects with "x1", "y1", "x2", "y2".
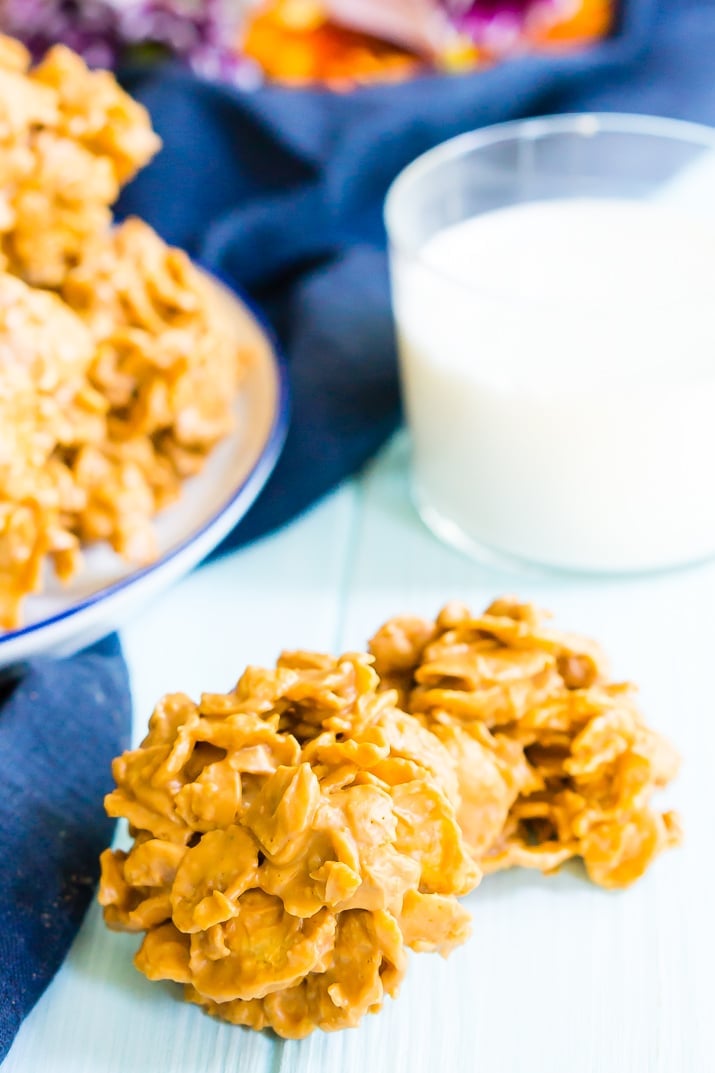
[{"x1": 392, "y1": 197, "x2": 715, "y2": 571}]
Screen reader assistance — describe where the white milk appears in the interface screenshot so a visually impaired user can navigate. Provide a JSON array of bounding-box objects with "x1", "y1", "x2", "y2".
[{"x1": 391, "y1": 197, "x2": 715, "y2": 572}]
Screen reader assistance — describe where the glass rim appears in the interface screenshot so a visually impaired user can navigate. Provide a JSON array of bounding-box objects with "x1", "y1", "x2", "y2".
[{"x1": 384, "y1": 111, "x2": 715, "y2": 297}]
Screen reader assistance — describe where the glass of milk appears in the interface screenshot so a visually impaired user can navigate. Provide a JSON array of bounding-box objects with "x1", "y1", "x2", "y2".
[{"x1": 385, "y1": 113, "x2": 715, "y2": 574}]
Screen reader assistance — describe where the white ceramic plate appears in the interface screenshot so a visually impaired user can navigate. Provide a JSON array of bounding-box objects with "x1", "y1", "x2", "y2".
[{"x1": 0, "y1": 278, "x2": 289, "y2": 668}]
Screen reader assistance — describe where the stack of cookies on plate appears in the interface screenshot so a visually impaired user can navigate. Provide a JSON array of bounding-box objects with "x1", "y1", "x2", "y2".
[{"x1": 0, "y1": 34, "x2": 249, "y2": 629}]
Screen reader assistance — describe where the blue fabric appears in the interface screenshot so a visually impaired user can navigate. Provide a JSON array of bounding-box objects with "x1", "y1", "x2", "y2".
[
  {"x1": 0, "y1": 638, "x2": 131, "y2": 1062},
  {"x1": 4, "y1": 0, "x2": 715, "y2": 1060}
]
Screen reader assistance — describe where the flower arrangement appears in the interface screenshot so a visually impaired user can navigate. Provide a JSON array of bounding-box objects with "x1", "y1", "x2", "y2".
[
  {"x1": 0, "y1": 1, "x2": 246, "y2": 76},
  {"x1": 0, "y1": 0, "x2": 613, "y2": 85}
]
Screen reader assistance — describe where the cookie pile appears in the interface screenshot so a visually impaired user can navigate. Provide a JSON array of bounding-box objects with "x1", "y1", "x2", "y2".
[
  {"x1": 0, "y1": 36, "x2": 249, "y2": 628},
  {"x1": 100, "y1": 599, "x2": 680, "y2": 1037}
]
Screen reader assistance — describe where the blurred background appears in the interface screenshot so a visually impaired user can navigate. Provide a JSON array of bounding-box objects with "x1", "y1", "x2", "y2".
[{"x1": 0, "y1": 0, "x2": 612, "y2": 88}]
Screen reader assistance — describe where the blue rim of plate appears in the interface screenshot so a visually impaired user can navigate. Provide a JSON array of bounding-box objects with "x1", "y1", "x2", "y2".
[{"x1": 0, "y1": 280, "x2": 290, "y2": 649}]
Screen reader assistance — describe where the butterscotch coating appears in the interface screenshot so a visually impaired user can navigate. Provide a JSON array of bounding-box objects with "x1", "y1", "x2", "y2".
[
  {"x1": 370, "y1": 597, "x2": 681, "y2": 889},
  {"x1": 0, "y1": 37, "x2": 256, "y2": 628},
  {"x1": 99, "y1": 653, "x2": 479, "y2": 1038},
  {"x1": 0, "y1": 273, "x2": 101, "y2": 626},
  {"x1": 62, "y1": 218, "x2": 245, "y2": 460},
  {"x1": 0, "y1": 37, "x2": 159, "y2": 287}
]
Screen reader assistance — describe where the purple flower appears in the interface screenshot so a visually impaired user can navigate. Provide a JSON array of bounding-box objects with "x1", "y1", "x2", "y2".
[
  {"x1": 0, "y1": 0, "x2": 252, "y2": 81},
  {"x1": 442, "y1": 0, "x2": 571, "y2": 51},
  {"x1": 118, "y1": 0, "x2": 229, "y2": 56},
  {"x1": 117, "y1": 0, "x2": 252, "y2": 83},
  {"x1": 0, "y1": 0, "x2": 121, "y2": 65}
]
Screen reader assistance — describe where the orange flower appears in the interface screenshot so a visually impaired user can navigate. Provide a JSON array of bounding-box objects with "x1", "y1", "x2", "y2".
[{"x1": 243, "y1": 0, "x2": 423, "y2": 87}]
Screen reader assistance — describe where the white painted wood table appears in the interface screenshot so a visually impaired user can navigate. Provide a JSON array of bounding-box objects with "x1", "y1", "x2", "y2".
[{"x1": 5, "y1": 435, "x2": 714, "y2": 1073}]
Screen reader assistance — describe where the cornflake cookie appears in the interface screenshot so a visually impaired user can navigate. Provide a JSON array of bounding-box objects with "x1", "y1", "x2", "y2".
[
  {"x1": 60, "y1": 218, "x2": 248, "y2": 564},
  {"x1": 0, "y1": 37, "x2": 159, "y2": 287},
  {"x1": 0, "y1": 273, "x2": 104, "y2": 627},
  {"x1": 99, "y1": 653, "x2": 479, "y2": 1039},
  {"x1": 63, "y1": 218, "x2": 245, "y2": 473},
  {"x1": 370, "y1": 597, "x2": 681, "y2": 889}
]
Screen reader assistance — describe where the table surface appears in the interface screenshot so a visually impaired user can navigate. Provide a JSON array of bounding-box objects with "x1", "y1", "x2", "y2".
[{"x1": 5, "y1": 435, "x2": 713, "y2": 1073}]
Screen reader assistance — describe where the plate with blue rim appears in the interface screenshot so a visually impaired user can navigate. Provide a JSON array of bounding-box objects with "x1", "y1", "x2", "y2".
[{"x1": 0, "y1": 274, "x2": 289, "y2": 669}]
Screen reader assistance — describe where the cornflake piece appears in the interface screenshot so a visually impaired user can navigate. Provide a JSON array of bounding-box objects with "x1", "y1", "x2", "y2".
[
  {"x1": 0, "y1": 34, "x2": 31, "y2": 74},
  {"x1": 63, "y1": 218, "x2": 245, "y2": 458},
  {"x1": 370, "y1": 597, "x2": 681, "y2": 889},
  {"x1": 99, "y1": 654, "x2": 479, "y2": 1038},
  {"x1": 31, "y1": 44, "x2": 161, "y2": 184}
]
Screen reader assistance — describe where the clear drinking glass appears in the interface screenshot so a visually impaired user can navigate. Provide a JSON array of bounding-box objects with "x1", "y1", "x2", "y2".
[{"x1": 385, "y1": 113, "x2": 715, "y2": 574}]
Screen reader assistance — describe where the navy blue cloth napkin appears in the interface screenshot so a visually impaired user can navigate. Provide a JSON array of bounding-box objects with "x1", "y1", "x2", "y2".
[
  {"x1": 0, "y1": 638, "x2": 131, "y2": 1062},
  {"x1": 4, "y1": 0, "x2": 715, "y2": 1061}
]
